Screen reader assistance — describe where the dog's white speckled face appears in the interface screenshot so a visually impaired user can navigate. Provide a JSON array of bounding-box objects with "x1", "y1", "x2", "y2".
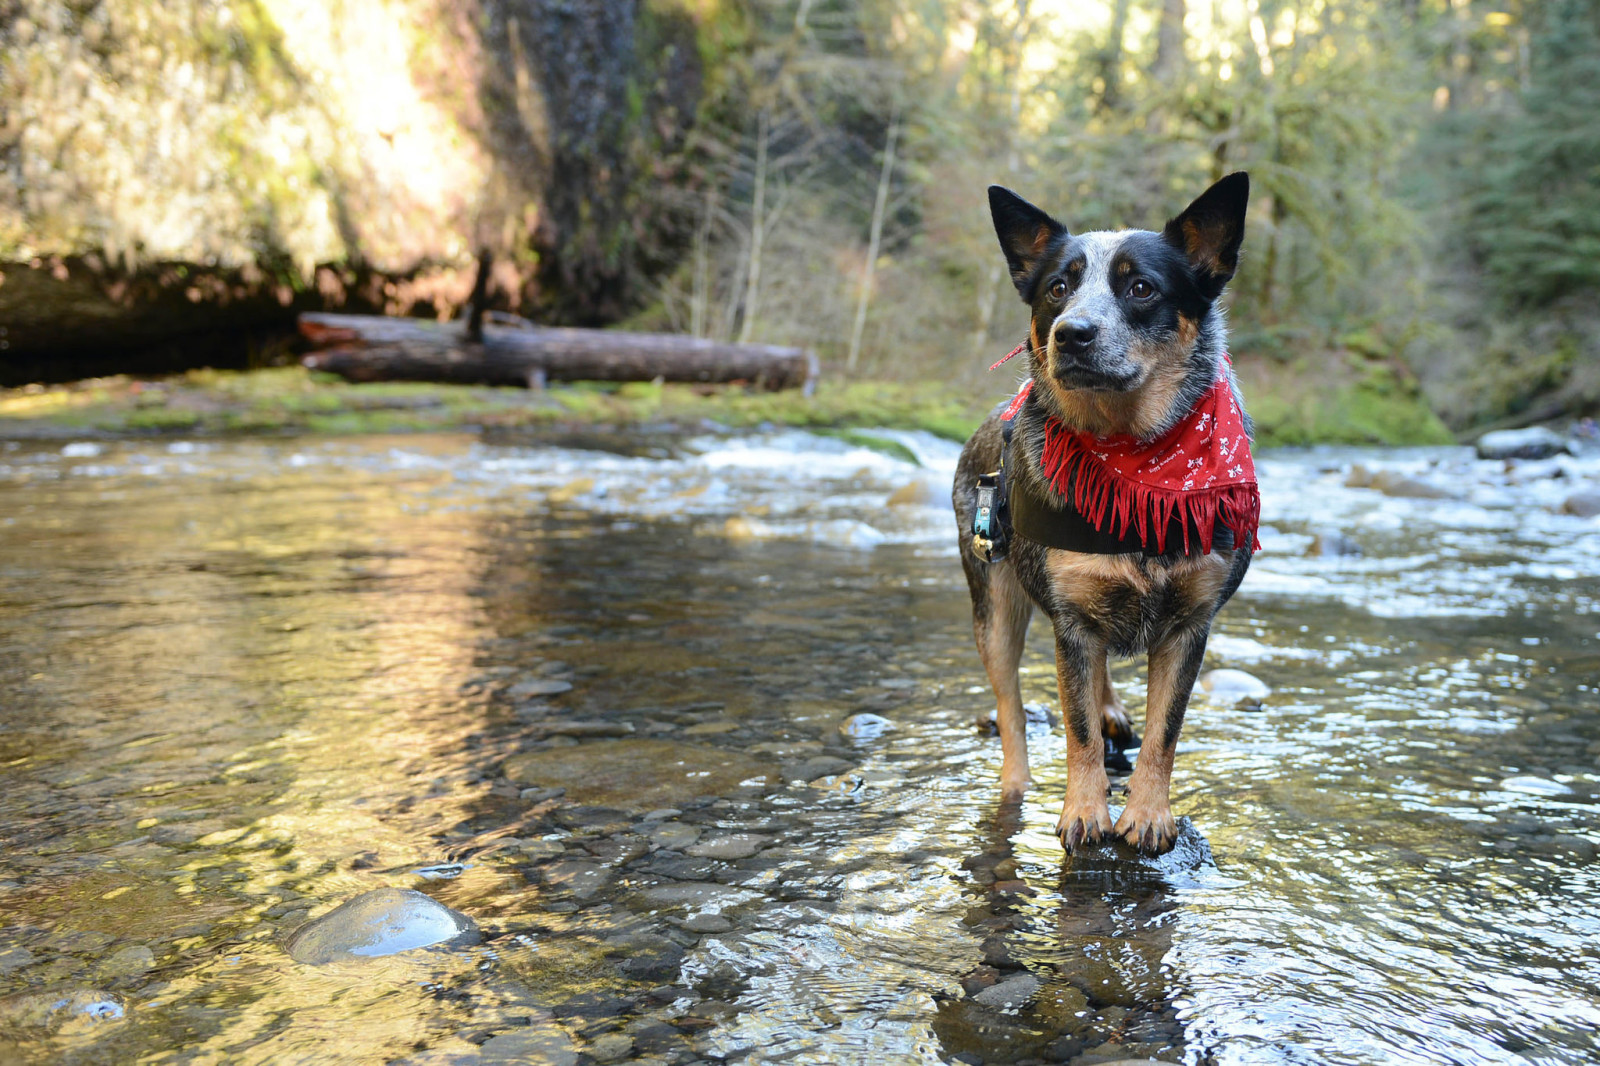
[{"x1": 987, "y1": 175, "x2": 1249, "y2": 398}]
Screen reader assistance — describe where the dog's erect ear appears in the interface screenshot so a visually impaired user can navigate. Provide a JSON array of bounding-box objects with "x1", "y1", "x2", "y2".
[
  {"x1": 988, "y1": 186, "x2": 1067, "y2": 298},
  {"x1": 1162, "y1": 172, "x2": 1249, "y2": 300}
]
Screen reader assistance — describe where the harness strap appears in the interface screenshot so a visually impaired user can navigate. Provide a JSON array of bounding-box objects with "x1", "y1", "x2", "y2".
[{"x1": 971, "y1": 385, "x2": 1026, "y2": 562}]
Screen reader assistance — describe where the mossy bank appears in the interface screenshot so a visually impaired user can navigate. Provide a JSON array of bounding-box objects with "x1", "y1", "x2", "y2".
[{"x1": 0, "y1": 364, "x2": 1454, "y2": 450}]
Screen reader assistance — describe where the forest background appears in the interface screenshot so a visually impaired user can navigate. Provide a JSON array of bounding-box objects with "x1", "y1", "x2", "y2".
[{"x1": 2, "y1": 0, "x2": 1598, "y2": 444}]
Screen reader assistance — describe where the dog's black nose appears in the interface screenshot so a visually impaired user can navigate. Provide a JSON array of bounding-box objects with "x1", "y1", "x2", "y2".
[{"x1": 1054, "y1": 319, "x2": 1098, "y2": 353}]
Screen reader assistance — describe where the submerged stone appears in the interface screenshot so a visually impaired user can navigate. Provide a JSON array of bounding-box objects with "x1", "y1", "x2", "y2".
[
  {"x1": 0, "y1": 990, "x2": 124, "y2": 1028},
  {"x1": 686, "y1": 833, "x2": 771, "y2": 860},
  {"x1": 502, "y1": 740, "x2": 776, "y2": 810},
  {"x1": 478, "y1": 1026, "x2": 578, "y2": 1065},
  {"x1": 1561, "y1": 491, "x2": 1600, "y2": 518},
  {"x1": 1200, "y1": 669, "x2": 1270, "y2": 706},
  {"x1": 972, "y1": 972, "x2": 1040, "y2": 1009},
  {"x1": 509, "y1": 678, "x2": 574, "y2": 699},
  {"x1": 96, "y1": 944, "x2": 155, "y2": 978},
  {"x1": 838, "y1": 713, "x2": 894, "y2": 739},
  {"x1": 284, "y1": 888, "x2": 480, "y2": 964},
  {"x1": 1307, "y1": 527, "x2": 1363, "y2": 557}
]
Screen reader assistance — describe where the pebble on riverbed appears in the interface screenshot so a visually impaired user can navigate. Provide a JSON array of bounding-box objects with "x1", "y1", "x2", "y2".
[
  {"x1": 283, "y1": 888, "x2": 480, "y2": 964},
  {"x1": 502, "y1": 740, "x2": 777, "y2": 810},
  {"x1": 838, "y1": 713, "x2": 894, "y2": 740},
  {"x1": 1561, "y1": 490, "x2": 1600, "y2": 518},
  {"x1": 1199, "y1": 669, "x2": 1271, "y2": 708}
]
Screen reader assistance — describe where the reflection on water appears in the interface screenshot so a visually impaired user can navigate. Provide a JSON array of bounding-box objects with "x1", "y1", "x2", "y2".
[{"x1": 0, "y1": 433, "x2": 1598, "y2": 1064}]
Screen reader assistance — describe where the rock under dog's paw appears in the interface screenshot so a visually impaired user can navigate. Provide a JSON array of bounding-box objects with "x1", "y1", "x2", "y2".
[
  {"x1": 1114, "y1": 803, "x2": 1178, "y2": 855},
  {"x1": 1055, "y1": 804, "x2": 1113, "y2": 852}
]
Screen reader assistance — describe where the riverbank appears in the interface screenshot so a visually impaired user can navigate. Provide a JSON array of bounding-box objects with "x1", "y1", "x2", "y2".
[{"x1": 0, "y1": 363, "x2": 1456, "y2": 448}]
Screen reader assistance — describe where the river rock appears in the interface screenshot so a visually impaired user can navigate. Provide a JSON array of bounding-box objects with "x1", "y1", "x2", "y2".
[
  {"x1": 508, "y1": 678, "x2": 574, "y2": 699},
  {"x1": 839, "y1": 713, "x2": 894, "y2": 739},
  {"x1": 526, "y1": 719, "x2": 634, "y2": 738},
  {"x1": 1476, "y1": 426, "x2": 1570, "y2": 460},
  {"x1": 478, "y1": 1026, "x2": 579, "y2": 1065},
  {"x1": 588, "y1": 1033, "x2": 635, "y2": 1063},
  {"x1": 640, "y1": 882, "x2": 758, "y2": 910},
  {"x1": 972, "y1": 972, "x2": 1040, "y2": 1009},
  {"x1": 647, "y1": 821, "x2": 702, "y2": 849},
  {"x1": 1307, "y1": 527, "x2": 1363, "y2": 557},
  {"x1": 502, "y1": 740, "x2": 776, "y2": 810},
  {"x1": 783, "y1": 755, "x2": 853, "y2": 782},
  {"x1": 96, "y1": 944, "x2": 155, "y2": 978},
  {"x1": 686, "y1": 833, "x2": 771, "y2": 860},
  {"x1": 886, "y1": 479, "x2": 944, "y2": 508},
  {"x1": 1561, "y1": 491, "x2": 1600, "y2": 518},
  {"x1": 1199, "y1": 669, "x2": 1270, "y2": 707},
  {"x1": 284, "y1": 888, "x2": 480, "y2": 964},
  {"x1": 1371, "y1": 471, "x2": 1455, "y2": 499},
  {"x1": 979, "y1": 702, "x2": 1057, "y2": 732},
  {"x1": 0, "y1": 946, "x2": 37, "y2": 973},
  {"x1": 542, "y1": 861, "x2": 615, "y2": 899},
  {"x1": 0, "y1": 990, "x2": 124, "y2": 1028}
]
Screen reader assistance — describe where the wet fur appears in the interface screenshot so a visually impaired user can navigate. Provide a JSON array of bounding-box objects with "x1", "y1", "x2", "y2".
[{"x1": 953, "y1": 174, "x2": 1254, "y2": 855}]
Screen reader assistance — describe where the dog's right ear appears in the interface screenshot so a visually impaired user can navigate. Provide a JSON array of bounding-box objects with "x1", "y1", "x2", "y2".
[{"x1": 988, "y1": 186, "x2": 1066, "y2": 298}]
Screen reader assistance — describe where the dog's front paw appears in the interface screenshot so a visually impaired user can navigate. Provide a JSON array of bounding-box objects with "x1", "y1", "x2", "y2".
[
  {"x1": 1055, "y1": 803, "x2": 1113, "y2": 852},
  {"x1": 1114, "y1": 803, "x2": 1178, "y2": 855}
]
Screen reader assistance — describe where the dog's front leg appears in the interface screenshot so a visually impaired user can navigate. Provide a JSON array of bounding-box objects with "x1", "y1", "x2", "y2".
[
  {"x1": 1053, "y1": 626, "x2": 1112, "y2": 851},
  {"x1": 1116, "y1": 625, "x2": 1209, "y2": 854}
]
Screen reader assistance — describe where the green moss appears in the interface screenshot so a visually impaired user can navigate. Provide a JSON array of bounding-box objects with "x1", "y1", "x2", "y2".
[
  {"x1": 1250, "y1": 372, "x2": 1454, "y2": 447},
  {"x1": 121, "y1": 408, "x2": 201, "y2": 432},
  {"x1": 1, "y1": 361, "x2": 1455, "y2": 448},
  {"x1": 813, "y1": 429, "x2": 922, "y2": 466}
]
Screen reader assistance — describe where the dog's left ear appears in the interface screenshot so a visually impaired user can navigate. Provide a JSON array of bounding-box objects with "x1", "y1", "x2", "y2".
[{"x1": 1162, "y1": 172, "x2": 1249, "y2": 300}]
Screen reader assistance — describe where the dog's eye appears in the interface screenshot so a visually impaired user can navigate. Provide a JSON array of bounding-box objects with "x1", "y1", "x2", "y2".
[
  {"x1": 1048, "y1": 279, "x2": 1068, "y2": 300},
  {"x1": 1129, "y1": 279, "x2": 1155, "y2": 300}
]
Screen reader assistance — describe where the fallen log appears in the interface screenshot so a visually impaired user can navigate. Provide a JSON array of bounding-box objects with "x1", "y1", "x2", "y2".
[{"x1": 299, "y1": 313, "x2": 818, "y2": 394}]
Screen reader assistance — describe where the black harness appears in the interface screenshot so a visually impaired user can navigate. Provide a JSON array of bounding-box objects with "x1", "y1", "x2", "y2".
[{"x1": 971, "y1": 392, "x2": 1233, "y2": 561}]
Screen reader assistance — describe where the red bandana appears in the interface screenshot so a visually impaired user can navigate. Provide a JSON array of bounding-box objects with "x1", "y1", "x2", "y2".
[{"x1": 1003, "y1": 361, "x2": 1260, "y2": 555}]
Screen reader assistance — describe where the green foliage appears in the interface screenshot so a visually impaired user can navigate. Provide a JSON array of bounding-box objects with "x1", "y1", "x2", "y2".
[
  {"x1": 1468, "y1": 0, "x2": 1600, "y2": 308},
  {"x1": 1247, "y1": 365, "x2": 1455, "y2": 447}
]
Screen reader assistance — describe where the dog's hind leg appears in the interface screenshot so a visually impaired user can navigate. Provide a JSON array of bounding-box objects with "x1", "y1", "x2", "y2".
[
  {"x1": 966, "y1": 559, "x2": 1034, "y2": 799},
  {"x1": 1094, "y1": 650, "x2": 1138, "y2": 753}
]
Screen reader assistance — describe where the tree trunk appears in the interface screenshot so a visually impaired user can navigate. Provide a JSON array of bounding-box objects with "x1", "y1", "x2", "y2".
[
  {"x1": 847, "y1": 117, "x2": 899, "y2": 372},
  {"x1": 299, "y1": 314, "x2": 818, "y2": 393},
  {"x1": 737, "y1": 110, "x2": 769, "y2": 344}
]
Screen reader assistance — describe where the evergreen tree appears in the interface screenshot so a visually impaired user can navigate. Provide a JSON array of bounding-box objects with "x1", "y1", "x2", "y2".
[{"x1": 1472, "y1": 0, "x2": 1600, "y2": 308}]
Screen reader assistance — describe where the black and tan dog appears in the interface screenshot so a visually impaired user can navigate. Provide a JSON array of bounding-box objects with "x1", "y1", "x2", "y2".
[{"x1": 953, "y1": 173, "x2": 1255, "y2": 855}]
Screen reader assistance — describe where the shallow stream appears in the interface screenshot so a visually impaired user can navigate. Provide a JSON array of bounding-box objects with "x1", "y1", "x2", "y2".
[{"x1": 1, "y1": 429, "x2": 1597, "y2": 1064}]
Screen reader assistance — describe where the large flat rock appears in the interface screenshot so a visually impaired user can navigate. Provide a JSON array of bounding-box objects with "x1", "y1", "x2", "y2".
[
  {"x1": 285, "y1": 888, "x2": 480, "y2": 964},
  {"x1": 502, "y1": 740, "x2": 776, "y2": 810}
]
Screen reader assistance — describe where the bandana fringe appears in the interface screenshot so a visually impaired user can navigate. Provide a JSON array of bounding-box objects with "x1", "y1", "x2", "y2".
[{"x1": 1038, "y1": 421, "x2": 1262, "y2": 555}]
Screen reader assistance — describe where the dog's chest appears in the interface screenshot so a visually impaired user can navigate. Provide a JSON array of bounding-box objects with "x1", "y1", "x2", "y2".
[{"x1": 1020, "y1": 545, "x2": 1231, "y2": 655}]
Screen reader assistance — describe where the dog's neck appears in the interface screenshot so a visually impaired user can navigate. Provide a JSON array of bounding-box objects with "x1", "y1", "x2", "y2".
[{"x1": 1009, "y1": 330, "x2": 1231, "y2": 498}]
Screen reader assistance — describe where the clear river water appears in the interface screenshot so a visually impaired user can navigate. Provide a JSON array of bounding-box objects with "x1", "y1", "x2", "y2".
[{"x1": 0, "y1": 428, "x2": 1597, "y2": 1065}]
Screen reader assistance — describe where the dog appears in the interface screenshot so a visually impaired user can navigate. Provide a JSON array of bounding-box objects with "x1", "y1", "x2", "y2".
[{"x1": 953, "y1": 173, "x2": 1257, "y2": 855}]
